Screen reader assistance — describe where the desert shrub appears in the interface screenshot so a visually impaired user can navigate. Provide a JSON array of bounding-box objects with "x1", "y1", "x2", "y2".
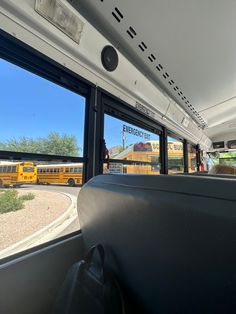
[
  {"x1": 19, "y1": 192, "x2": 35, "y2": 201},
  {"x1": 0, "y1": 190, "x2": 24, "y2": 214},
  {"x1": 0, "y1": 191, "x2": 35, "y2": 214}
]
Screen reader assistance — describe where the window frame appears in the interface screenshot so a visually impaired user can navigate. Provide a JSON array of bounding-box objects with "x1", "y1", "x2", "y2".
[{"x1": 100, "y1": 92, "x2": 163, "y2": 174}]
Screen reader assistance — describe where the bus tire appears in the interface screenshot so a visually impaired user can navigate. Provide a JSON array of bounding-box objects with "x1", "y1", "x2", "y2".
[{"x1": 68, "y1": 178, "x2": 75, "y2": 187}]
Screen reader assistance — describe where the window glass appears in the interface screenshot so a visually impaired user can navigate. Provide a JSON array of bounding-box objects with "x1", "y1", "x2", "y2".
[
  {"x1": 0, "y1": 59, "x2": 85, "y2": 157},
  {"x1": 0, "y1": 159, "x2": 83, "y2": 260},
  {"x1": 103, "y1": 162, "x2": 161, "y2": 175},
  {"x1": 104, "y1": 114, "x2": 161, "y2": 174},
  {"x1": 168, "y1": 136, "x2": 184, "y2": 173},
  {"x1": 0, "y1": 59, "x2": 85, "y2": 260},
  {"x1": 23, "y1": 167, "x2": 34, "y2": 172},
  {"x1": 207, "y1": 151, "x2": 236, "y2": 171},
  {"x1": 188, "y1": 144, "x2": 197, "y2": 173}
]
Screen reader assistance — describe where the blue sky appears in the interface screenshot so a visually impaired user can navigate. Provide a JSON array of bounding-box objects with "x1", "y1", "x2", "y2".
[
  {"x1": 0, "y1": 59, "x2": 85, "y2": 155},
  {"x1": 0, "y1": 58, "x2": 178, "y2": 157},
  {"x1": 104, "y1": 114, "x2": 159, "y2": 149}
]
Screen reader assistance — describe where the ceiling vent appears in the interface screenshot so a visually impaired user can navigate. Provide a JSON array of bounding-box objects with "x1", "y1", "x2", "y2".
[{"x1": 104, "y1": 2, "x2": 208, "y2": 128}]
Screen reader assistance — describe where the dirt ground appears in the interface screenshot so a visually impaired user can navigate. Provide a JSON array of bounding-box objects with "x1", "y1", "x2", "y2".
[{"x1": 0, "y1": 189, "x2": 71, "y2": 250}]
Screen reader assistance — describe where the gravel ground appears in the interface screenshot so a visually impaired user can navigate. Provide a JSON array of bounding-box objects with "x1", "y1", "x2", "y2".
[{"x1": 0, "y1": 189, "x2": 71, "y2": 250}]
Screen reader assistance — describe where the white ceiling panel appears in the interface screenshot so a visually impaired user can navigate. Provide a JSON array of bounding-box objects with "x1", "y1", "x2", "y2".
[
  {"x1": 69, "y1": 0, "x2": 236, "y2": 131},
  {"x1": 201, "y1": 97, "x2": 236, "y2": 128},
  {"x1": 205, "y1": 117, "x2": 236, "y2": 138}
]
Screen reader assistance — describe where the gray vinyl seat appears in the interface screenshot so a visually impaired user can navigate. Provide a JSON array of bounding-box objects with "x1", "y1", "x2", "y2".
[
  {"x1": 182, "y1": 172, "x2": 236, "y2": 179},
  {"x1": 77, "y1": 174, "x2": 236, "y2": 314}
]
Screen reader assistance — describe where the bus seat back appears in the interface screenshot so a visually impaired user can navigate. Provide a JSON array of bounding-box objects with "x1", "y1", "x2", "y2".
[{"x1": 77, "y1": 174, "x2": 236, "y2": 314}]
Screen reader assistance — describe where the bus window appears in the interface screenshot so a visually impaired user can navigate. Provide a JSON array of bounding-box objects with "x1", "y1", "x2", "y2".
[
  {"x1": 208, "y1": 151, "x2": 236, "y2": 171},
  {"x1": 168, "y1": 136, "x2": 184, "y2": 173},
  {"x1": 0, "y1": 57, "x2": 86, "y2": 259},
  {"x1": 104, "y1": 114, "x2": 161, "y2": 174},
  {"x1": 23, "y1": 166, "x2": 35, "y2": 172},
  {"x1": 0, "y1": 160, "x2": 83, "y2": 259},
  {"x1": 0, "y1": 59, "x2": 85, "y2": 157},
  {"x1": 188, "y1": 144, "x2": 197, "y2": 173}
]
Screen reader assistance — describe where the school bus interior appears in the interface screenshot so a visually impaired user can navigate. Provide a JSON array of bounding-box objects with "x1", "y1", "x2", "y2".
[{"x1": 0, "y1": 1, "x2": 235, "y2": 313}]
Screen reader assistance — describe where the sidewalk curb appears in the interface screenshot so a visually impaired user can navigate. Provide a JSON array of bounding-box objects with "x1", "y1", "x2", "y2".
[{"x1": 0, "y1": 191, "x2": 77, "y2": 259}]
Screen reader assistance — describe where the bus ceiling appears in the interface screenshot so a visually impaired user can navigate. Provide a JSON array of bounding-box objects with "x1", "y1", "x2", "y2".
[{"x1": 68, "y1": 0, "x2": 236, "y2": 141}]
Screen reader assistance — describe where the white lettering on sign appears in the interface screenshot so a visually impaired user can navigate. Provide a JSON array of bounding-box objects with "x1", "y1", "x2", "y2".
[{"x1": 123, "y1": 125, "x2": 151, "y2": 140}]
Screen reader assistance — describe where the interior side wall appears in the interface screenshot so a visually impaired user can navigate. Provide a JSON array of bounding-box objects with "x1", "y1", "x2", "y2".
[{"x1": 0, "y1": 234, "x2": 84, "y2": 314}]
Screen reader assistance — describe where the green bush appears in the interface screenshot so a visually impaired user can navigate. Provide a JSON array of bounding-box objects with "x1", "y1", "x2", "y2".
[
  {"x1": 0, "y1": 190, "x2": 24, "y2": 214},
  {"x1": 0, "y1": 191, "x2": 35, "y2": 214},
  {"x1": 19, "y1": 192, "x2": 35, "y2": 201}
]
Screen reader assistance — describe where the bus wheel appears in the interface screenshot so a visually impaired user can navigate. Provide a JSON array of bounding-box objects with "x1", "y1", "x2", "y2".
[{"x1": 68, "y1": 179, "x2": 75, "y2": 187}]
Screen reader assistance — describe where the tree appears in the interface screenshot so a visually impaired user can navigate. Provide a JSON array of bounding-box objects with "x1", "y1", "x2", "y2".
[{"x1": 0, "y1": 132, "x2": 80, "y2": 156}]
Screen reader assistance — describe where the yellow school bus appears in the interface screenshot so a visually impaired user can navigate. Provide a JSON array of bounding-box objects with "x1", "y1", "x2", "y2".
[
  {"x1": 0, "y1": 162, "x2": 37, "y2": 187},
  {"x1": 37, "y1": 163, "x2": 83, "y2": 186},
  {"x1": 109, "y1": 141, "x2": 161, "y2": 174},
  {"x1": 108, "y1": 141, "x2": 196, "y2": 174}
]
